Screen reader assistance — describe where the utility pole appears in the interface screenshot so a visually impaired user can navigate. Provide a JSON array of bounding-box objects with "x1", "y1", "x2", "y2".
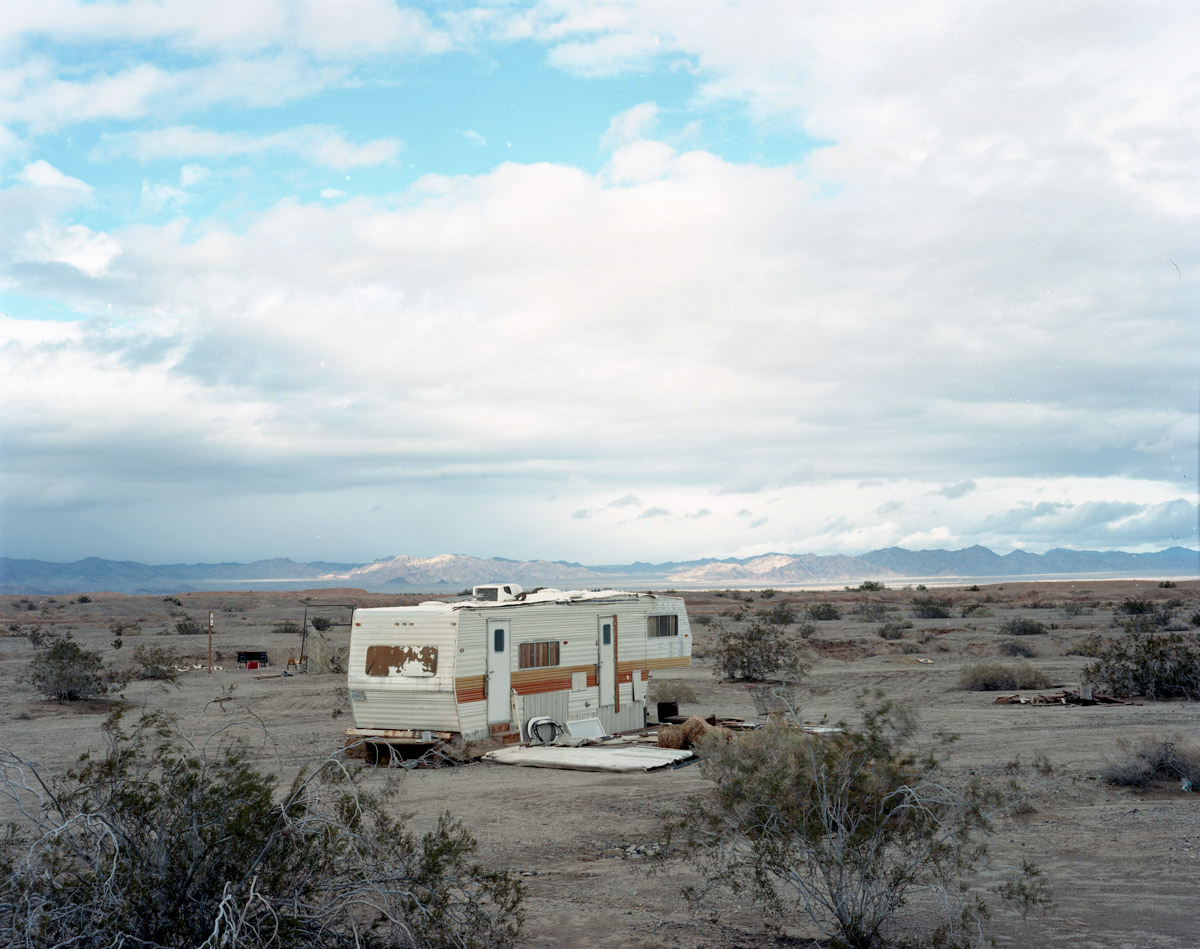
[{"x1": 208, "y1": 611, "x2": 214, "y2": 673}]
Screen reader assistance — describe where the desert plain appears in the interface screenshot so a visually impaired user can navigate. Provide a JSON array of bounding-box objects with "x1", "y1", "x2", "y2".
[{"x1": 1, "y1": 578, "x2": 1197, "y2": 948}]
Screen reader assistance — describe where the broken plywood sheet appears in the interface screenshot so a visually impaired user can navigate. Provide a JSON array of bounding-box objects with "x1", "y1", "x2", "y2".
[{"x1": 483, "y1": 745, "x2": 693, "y2": 773}]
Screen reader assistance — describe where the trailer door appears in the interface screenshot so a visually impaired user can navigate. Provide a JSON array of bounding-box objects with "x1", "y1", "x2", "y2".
[
  {"x1": 597, "y1": 615, "x2": 616, "y2": 708},
  {"x1": 486, "y1": 619, "x2": 511, "y2": 724}
]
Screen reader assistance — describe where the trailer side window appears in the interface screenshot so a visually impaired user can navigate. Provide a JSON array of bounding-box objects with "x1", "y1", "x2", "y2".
[
  {"x1": 647, "y1": 615, "x2": 679, "y2": 637},
  {"x1": 518, "y1": 641, "x2": 560, "y2": 669},
  {"x1": 365, "y1": 645, "x2": 438, "y2": 677}
]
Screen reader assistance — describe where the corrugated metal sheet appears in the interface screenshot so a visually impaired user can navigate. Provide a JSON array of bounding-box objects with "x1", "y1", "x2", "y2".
[{"x1": 483, "y1": 745, "x2": 693, "y2": 772}]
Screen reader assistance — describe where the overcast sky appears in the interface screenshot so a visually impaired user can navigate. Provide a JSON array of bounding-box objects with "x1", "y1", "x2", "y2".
[{"x1": 1, "y1": 1, "x2": 1197, "y2": 567}]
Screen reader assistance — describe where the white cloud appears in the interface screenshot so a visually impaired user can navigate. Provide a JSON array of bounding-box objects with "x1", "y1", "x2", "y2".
[
  {"x1": 462, "y1": 129, "x2": 487, "y2": 146},
  {"x1": 101, "y1": 124, "x2": 402, "y2": 169},
  {"x1": 601, "y1": 102, "x2": 657, "y2": 149},
  {"x1": 179, "y1": 164, "x2": 210, "y2": 186},
  {"x1": 18, "y1": 222, "x2": 120, "y2": 276},
  {"x1": 140, "y1": 180, "x2": 186, "y2": 212},
  {"x1": 17, "y1": 159, "x2": 91, "y2": 193},
  {"x1": 0, "y1": 2, "x2": 1196, "y2": 563}
]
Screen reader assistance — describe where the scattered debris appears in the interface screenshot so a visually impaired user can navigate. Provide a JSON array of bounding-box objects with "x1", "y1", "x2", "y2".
[
  {"x1": 482, "y1": 745, "x2": 693, "y2": 772},
  {"x1": 994, "y1": 689, "x2": 1138, "y2": 706},
  {"x1": 598, "y1": 842, "x2": 662, "y2": 859}
]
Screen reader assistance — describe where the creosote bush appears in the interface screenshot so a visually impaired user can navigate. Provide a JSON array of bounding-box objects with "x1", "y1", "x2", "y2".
[
  {"x1": 310, "y1": 616, "x2": 333, "y2": 631},
  {"x1": 273, "y1": 619, "x2": 303, "y2": 636},
  {"x1": 912, "y1": 596, "x2": 953, "y2": 619},
  {"x1": 876, "y1": 621, "x2": 908, "y2": 641},
  {"x1": 852, "y1": 601, "x2": 890, "y2": 623},
  {"x1": 132, "y1": 643, "x2": 181, "y2": 682},
  {"x1": 958, "y1": 661, "x2": 1051, "y2": 692},
  {"x1": 663, "y1": 700, "x2": 1046, "y2": 948},
  {"x1": 998, "y1": 618, "x2": 1047, "y2": 637},
  {"x1": 174, "y1": 616, "x2": 203, "y2": 635},
  {"x1": 997, "y1": 640, "x2": 1036, "y2": 659},
  {"x1": 761, "y1": 602, "x2": 798, "y2": 625},
  {"x1": 806, "y1": 602, "x2": 841, "y2": 621},
  {"x1": 23, "y1": 632, "x2": 126, "y2": 701},
  {"x1": 1083, "y1": 631, "x2": 1200, "y2": 699},
  {"x1": 0, "y1": 708, "x2": 523, "y2": 948},
  {"x1": 711, "y1": 619, "x2": 808, "y2": 681}
]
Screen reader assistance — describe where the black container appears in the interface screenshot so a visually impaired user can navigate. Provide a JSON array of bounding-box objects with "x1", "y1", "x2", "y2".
[{"x1": 656, "y1": 701, "x2": 679, "y2": 721}]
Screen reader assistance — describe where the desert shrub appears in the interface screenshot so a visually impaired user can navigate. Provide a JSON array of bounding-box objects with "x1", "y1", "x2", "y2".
[
  {"x1": 875, "y1": 621, "x2": 907, "y2": 641},
  {"x1": 162, "y1": 596, "x2": 183, "y2": 606},
  {"x1": 693, "y1": 613, "x2": 714, "y2": 626},
  {"x1": 805, "y1": 602, "x2": 841, "y2": 621},
  {"x1": 711, "y1": 619, "x2": 808, "y2": 681},
  {"x1": 998, "y1": 640, "x2": 1036, "y2": 658},
  {"x1": 998, "y1": 618, "x2": 1047, "y2": 636},
  {"x1": 852, "y1": 601, "x2": 889, "y2": 623},
  {"x1": 1158, "y1": 580, "x2": 1177, "y2": 589},
  {"x1": 109, "y1": 619, "x2": 142, "y2": 636},
  {"x1": 24, "y1": 633, "x2": 125, "y2": 701},
  {"x1": 1116, "y1": 598, "x2": 1153, "y2": 615},
  {"x1": 77, "y1": 595, "x2": 92, "y2": 603},
  {"x1": 961, "y1": 603, "x2": 993, "y2": 618},
  {"x1": 310, "y1": 616, "x2": 333, "y2": 631},
  {"x1": 762, "y1": 602, "x2": 797, "y2": 625},
  {"x1": 1064, "y1": 635, "x2": 1104, "y2": 657},
  {"x1": 273, "y1": 620, "x2": 303, "y2": 636},
  {"x1": 1118, "y1": 614, "x2": 1157, "y2": 634},
  {"x1": 795, "y1": 621, "x2": 817, "y2": 639},
  {"x1": 0, "y1": 709, "x2": 523, "y2": 949},
  {"x1": 1101, "y1": 734, "x2": 1200, "y2": 788},
  {"x1": 856, "y1": 580, "x2": 887, "y2": 592},
  {"x1": 759, "y1": 589, "x2": 777, "y2": 599},
  {"x1": 1191, "y1": 611, "x2": 1200, "y2": 628},
  {"x1": 132, "y1": 644, "x2": 181, "y2": 682},
  {"x1": 648, "y1": 679, "x2": 698, "y2": 704},
  {"x1": 1061, "y1": 601, "x2": 1091, "y2": 617},
  {"x1": 664, "y1": 701, "x2": 1045, "y2": 948},
  {"x1": 1082, "y1": 631, "x2": 1200, "y2": 699},
  {"x1": 174, "y1": 616, "x2": 203, "y2": 635},
  {"x1": 912, "y1": 596, "x2": 953, "y2": 619},
  {"x1": 958, "y1": 661, "x2": 1051, "y2": 691}
]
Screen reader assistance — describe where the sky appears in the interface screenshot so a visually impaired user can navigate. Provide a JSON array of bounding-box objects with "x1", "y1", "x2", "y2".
[{"x1": 1, "y1": 0, "x2": 1197, "y2": 567}]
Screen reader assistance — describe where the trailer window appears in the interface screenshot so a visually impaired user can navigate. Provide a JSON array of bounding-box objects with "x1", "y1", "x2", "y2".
[
  {"x1": 648, "y1": 615, "x2": 679, "y2": 637},
  {"x1": 518, "y1": 641, "x2": 560, "y2": 669},
  {"x1": 365, "y1": 645, "x2": 438, "y2": 677}
]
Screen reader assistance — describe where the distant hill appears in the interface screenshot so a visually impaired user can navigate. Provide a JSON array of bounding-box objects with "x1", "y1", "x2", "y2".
[{"x1": 1, "y1": 546, "x2": 1196, "y2": 595}]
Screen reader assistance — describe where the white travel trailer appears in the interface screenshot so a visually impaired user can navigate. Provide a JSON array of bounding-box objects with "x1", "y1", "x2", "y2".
[{"x1": 345, "y1": 584, "x2": 691, "y2": 746}]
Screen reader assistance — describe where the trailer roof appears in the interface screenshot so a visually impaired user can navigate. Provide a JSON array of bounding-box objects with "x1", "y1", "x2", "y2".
[{"x1": 357, "y1": 588, "x2": 669, "y2": 614}]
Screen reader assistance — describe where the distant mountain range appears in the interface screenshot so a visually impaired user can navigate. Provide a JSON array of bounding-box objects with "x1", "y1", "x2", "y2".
[{"x1": 1, "y1": 545, "x2": 1196, "y2": 594}]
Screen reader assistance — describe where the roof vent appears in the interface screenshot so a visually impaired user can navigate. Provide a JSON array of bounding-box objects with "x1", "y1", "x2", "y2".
[{"x1": 473, "y1": 583, "x2": 524, "y2": 602}]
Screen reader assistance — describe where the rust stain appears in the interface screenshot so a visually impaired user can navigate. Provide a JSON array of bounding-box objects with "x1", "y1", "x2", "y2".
[{"x1": 365, "y1": 644, "x2": 438, "y2": 677}]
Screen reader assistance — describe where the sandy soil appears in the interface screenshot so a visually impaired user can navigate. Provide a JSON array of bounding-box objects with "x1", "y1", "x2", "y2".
[{"x1": 1, "y1": 579, "x2": 1197, "y2": 947}]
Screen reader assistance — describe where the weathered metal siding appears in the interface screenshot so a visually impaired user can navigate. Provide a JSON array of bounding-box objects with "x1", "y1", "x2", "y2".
[
  {"x1": 454, "y1": 611, "x2": 488, "y2": 739},
  {"x1": 348, "y1": 608, "x2": 460, "y2": 731},
  {"x1": 347, "y1": 593, "x2": 692, "y2": 741}
]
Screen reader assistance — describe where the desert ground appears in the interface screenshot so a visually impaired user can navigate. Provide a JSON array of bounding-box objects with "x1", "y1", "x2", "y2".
[{"x1": 1, "y1": 579, "x2": 1197, "y2": 948}]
